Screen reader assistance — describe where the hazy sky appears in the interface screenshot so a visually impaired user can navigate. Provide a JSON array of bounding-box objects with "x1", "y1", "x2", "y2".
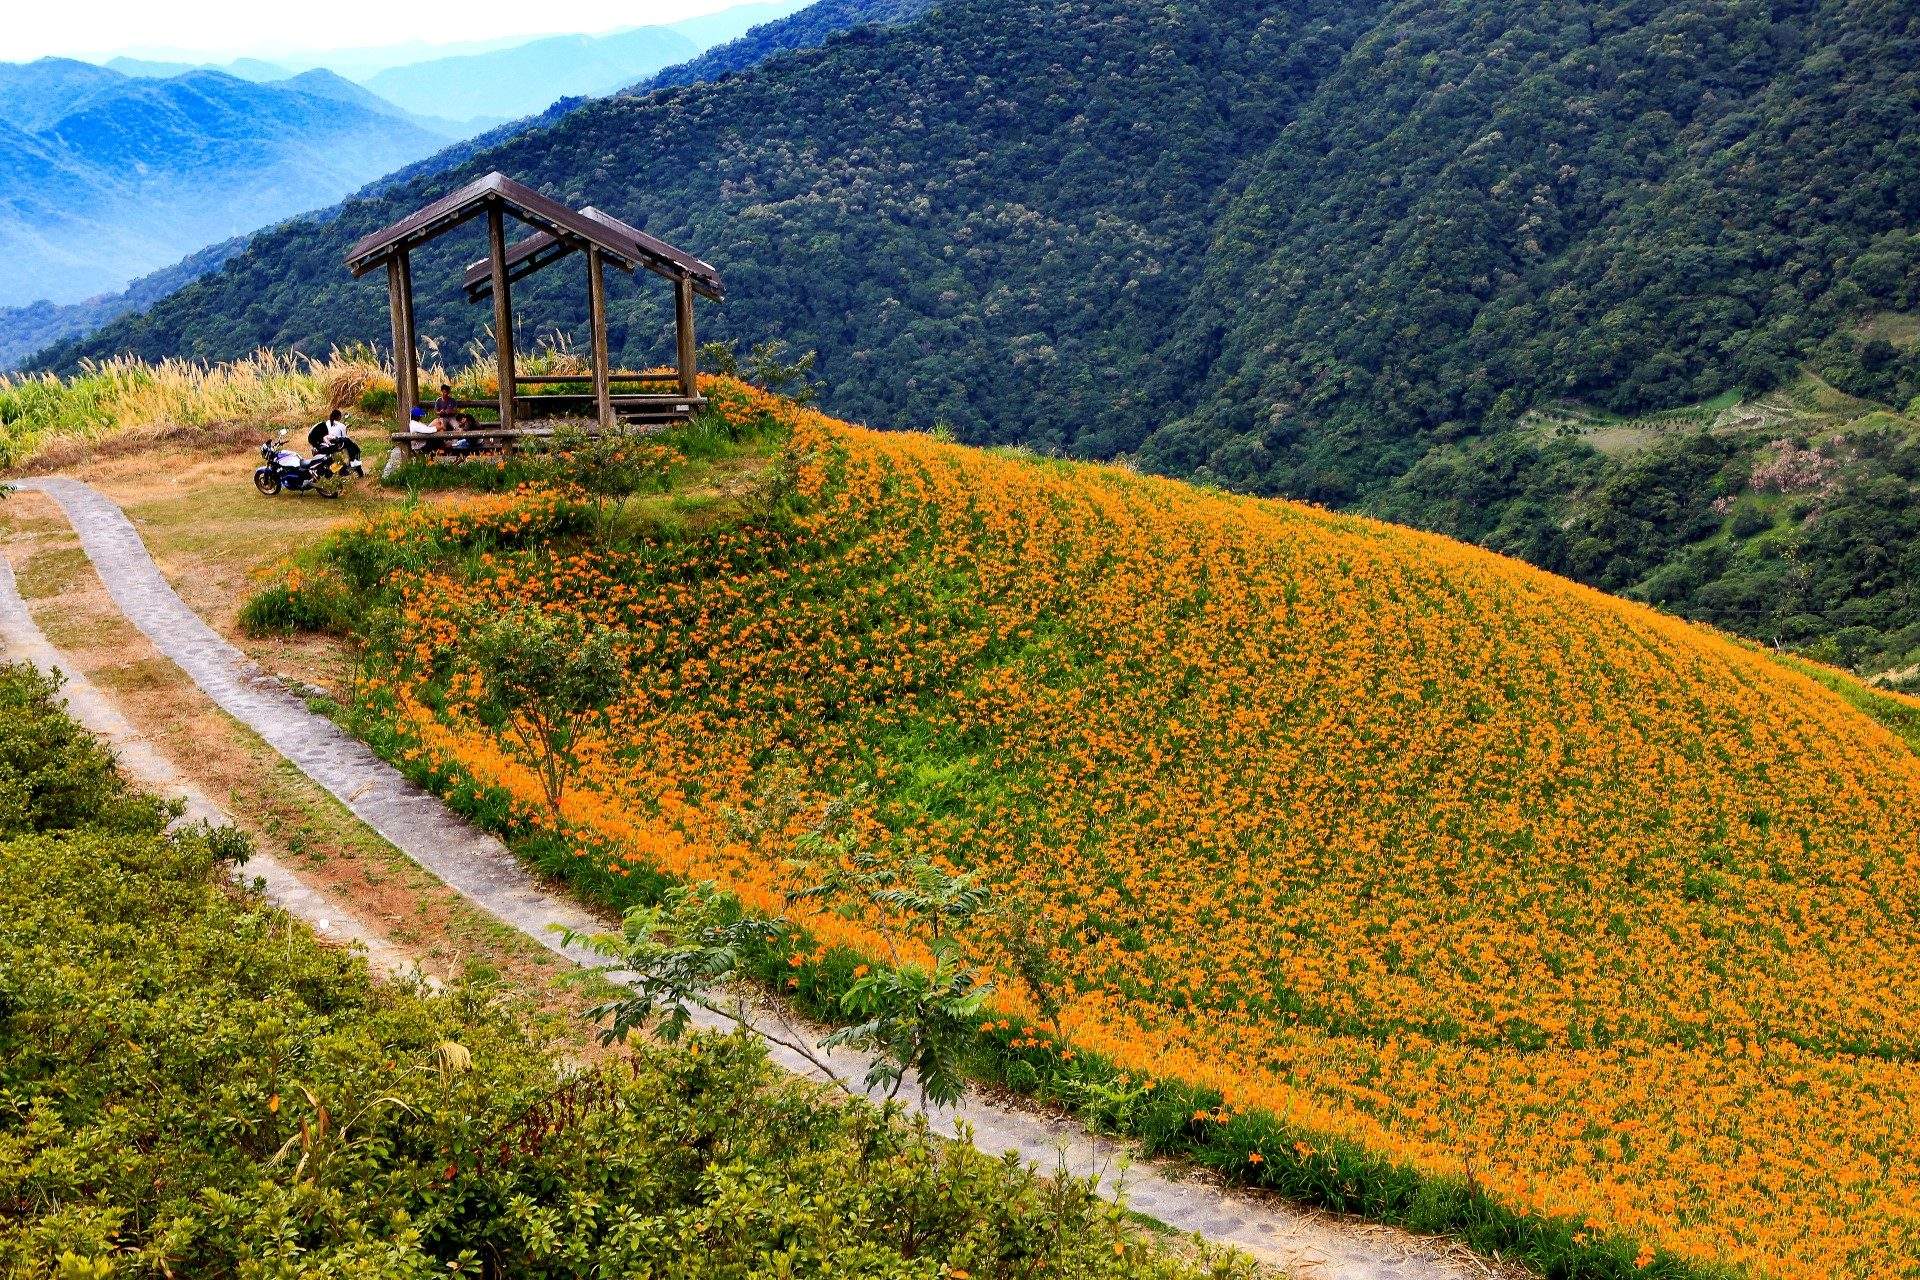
[{"x1": 2, "y1": 0, "x2": 738, "y2": 63}]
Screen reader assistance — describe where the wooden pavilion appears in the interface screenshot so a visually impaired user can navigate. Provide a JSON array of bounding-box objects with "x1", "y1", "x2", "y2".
[{"x1": 342, "y1": 171, "x2": 723, "y2": 440}]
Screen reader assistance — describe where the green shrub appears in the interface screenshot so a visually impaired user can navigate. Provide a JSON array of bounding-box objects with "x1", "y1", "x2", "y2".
[
  {"x1": 238, "y1": 578, "x2": 360, "y2": 635},
  {"x1": 0, "y1": 661, "x2": 1243, "y2": 1280},
  {"x1": 356, "y1": 383, "x2": 398, "y2": 416},
  {"x1": 0, "y1": 663, "x2": 169, "y2": 837}
]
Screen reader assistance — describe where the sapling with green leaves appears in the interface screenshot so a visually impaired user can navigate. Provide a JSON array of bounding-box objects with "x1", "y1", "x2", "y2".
[
  {"x1": 562, "y1": 881, "x2": 855, "y2": 1094},
  {"x1": 571, "y1": 779, "x2": 1003, "y2": 1110},
  {"x1": 463, "y1": 608, "x2": 625, "y2": 822}
]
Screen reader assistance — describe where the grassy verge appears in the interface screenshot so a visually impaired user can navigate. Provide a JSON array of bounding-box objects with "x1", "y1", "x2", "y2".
[
  {"x1": 0, "y1": 659, "x2": 1245, "y2": 1278},
  {"x1": 0, "y1": 350, "x2": 379, "y2": 470}
]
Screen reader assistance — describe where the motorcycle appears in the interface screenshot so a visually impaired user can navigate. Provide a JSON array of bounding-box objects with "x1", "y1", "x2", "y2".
[{"x1": 254, "y1": 432, "x2": 348, "y2": 498}]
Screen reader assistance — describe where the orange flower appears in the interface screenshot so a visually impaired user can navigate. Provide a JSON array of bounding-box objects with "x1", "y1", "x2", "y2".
[{"x1": 331, "y1": 375, "x2": 1920, "y2": 1280}]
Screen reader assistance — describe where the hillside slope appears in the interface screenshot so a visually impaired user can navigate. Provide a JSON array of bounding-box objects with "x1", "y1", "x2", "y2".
[
  {"x1": 638, "y1": 0, "x2": 937, "y2": 91},
  {"x1": 1150, "y1": 0, "x2": 1920, "y2": 482},
  {"x1": 45, "y1": 0, "x2": 1920, "y2": 679},
  {"x1": 284, "y1": 384, "x2": 1920, "y2": 1279}
]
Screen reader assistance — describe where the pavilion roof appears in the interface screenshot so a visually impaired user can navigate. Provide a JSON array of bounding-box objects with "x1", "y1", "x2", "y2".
[
  {"x1": 462, "y1": 205, "x2": 724, "y2": 302},
  {"x1": 342, "y1": 172, "x2": 649, "y2": 279}
]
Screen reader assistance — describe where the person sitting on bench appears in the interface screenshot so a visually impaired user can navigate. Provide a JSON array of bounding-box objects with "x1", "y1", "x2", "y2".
[
  {"x1": 407, "y1": 404, "x2": 441, "y2": 454},
  {"x1": 307, "y1": 409, "x2": 365, "y2": 476},
  {"x1": 432, "y1": 383, "x2": 459, "y2": 429},
  {"x1": 449, "y1": 411, "x2": 482, "y2": 451}
]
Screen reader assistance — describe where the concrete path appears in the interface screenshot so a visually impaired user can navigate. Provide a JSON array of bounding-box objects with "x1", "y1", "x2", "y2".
[
  {"x1": 0, "y1": 546, "x2": 413, "y2": 975},
  {"x1": 9, "y1": 475, "x2": 1494, "y2": 1280}
]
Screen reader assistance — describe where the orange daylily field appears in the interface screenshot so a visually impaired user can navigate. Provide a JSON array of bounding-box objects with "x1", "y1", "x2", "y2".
[{"x1": 313, "y1": 381, "x2": 1920, "y2": 1278}]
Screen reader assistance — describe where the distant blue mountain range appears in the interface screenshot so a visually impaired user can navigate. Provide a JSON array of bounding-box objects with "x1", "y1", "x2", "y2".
[
  {"x1": 0, "y1": 0, "x2": 907, "y2": 366},
  {"x1": 0, "y1": 61, "x2": 455, "y2": 307}
]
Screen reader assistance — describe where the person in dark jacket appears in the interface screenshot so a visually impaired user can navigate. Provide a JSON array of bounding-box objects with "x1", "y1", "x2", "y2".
[{"x1": 307, "y1": 409, "x2": 365, "y2": 476}]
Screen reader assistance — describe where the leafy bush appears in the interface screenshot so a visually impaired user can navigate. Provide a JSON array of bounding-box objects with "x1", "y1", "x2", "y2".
[
  {"x1": 0, "y1": 663, "x2": 169, "y2": 837},
  {"x1": 0, "y1": 662, "x2": 1246, "y2": 1278},
  {"x1": 237, "y1": 576, "x2": 360, "y2": 635}
]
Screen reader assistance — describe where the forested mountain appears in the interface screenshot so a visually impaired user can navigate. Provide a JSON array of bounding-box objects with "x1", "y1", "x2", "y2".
[
  {"x1": 106, "y1": 56, "x2": 291, "y2": 81},
  {"x1": 0, "y1": 61, "x2": 453, "y2": 305},
  {"x1": 1145, "y1": 0, "x2": 1920, "y2": 492},
  {"x1": 0, "y1": 235, "x2": 248, "y2": 370},
  {"x1": 0, "y1": 0, "x2": 902, "y2": 366},
  {"x1": 43, "y1": 0, "x2": 1920, "y2": 679},
  {"x1": 0, "y1": 58, "x2": 122, "y2": 129}
]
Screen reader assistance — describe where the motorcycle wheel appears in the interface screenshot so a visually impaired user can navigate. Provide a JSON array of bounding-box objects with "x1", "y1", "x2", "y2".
[
  {"x1": 313, "y1": 472, "x2": 346, "y2": 499},
  {"x1": 253, "y1": 468, "x2": 281, "y2": 496}
]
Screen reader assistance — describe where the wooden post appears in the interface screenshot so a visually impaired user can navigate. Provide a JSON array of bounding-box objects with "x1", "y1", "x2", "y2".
[
  {"x1": 396, "y1": 249, "x2": 417, "y2": 424},
  {"x1": 587, "y1": 246, "x2": 613, "y2": 429},
  {"x1": 675, "y1": 275, "x2": 697, "y2": 399},
  {"x1": 385, "y1": 256, "x2": 415, "y2": 432},
  {"x1": 487, "y1": 202, "x2": 516, "y2": 431}
]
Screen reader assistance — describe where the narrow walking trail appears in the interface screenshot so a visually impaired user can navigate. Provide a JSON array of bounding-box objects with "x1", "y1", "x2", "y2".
[
  {"x1": 8, "y1": 475, "x2": 1496, "y2": 1280},
  {"x1": 0, "y1": 548, "x2": 412, "y2": 975}
]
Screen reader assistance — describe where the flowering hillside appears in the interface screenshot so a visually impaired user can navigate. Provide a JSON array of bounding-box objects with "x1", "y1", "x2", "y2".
[{"x1": 293, "y1": 381, "x2": 1920, "y2": 1279}]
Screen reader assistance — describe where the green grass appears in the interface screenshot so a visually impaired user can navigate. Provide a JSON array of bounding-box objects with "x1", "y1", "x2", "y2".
[
  {"x1": 0, "y1": 659, "x2": 1248, "y2": 1279},
  {"x1": 1770, "y1": 653, "x2": 1920, "y2": 757}
]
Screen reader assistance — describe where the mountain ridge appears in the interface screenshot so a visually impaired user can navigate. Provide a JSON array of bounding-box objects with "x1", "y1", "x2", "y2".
[
  {"x1": 0, "y1": 62, "x2": 453, "y2": 306},
  {"x1": 31, "y1": 0, "x2": 1920, "y2": 679}
]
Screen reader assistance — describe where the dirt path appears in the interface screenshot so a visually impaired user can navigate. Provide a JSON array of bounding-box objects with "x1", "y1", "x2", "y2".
[
  {"x1": 10, "y1": 474, "x2": 1501, "y2": 1280},
  {"x1": 0, "y1": 548, "x2": 412, "y2": 974}
]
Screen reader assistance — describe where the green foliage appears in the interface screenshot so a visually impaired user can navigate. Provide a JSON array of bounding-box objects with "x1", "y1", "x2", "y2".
[
  {"x1": 824, "y1": 958, "x2": 991, "y2": 1108},
  {"x1": 578, "y1": 808, "x2": 996, "y2": 1110},
  {"x1": 466, "y1": 609, "x2": 626, "y2": 818},
  {"x1": 702, "y1": 338, "x2": 823, "y2": 405},
  {"x1": 0, "y1": 662, "x2": 1248, "y2": 1279},
  {"x1": 238, "y1": 577, "x2": 361, "y2": 635},
  {"x1": 573, "y1": 882, "x2": 796, "y2": 1045},
  {"x1": 0, "y1": 663, "x2": 171, "y2": 837}
]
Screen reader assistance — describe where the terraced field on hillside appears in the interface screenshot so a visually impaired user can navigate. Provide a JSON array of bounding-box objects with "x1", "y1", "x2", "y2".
[{"x1": 272, "y1": 381, "x2": 1920, "y2": 1278}]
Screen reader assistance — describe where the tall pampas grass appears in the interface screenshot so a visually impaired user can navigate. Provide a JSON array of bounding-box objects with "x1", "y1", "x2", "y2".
[{"x1": 0, "y1": 347, "x2": 392, "y2": 470}]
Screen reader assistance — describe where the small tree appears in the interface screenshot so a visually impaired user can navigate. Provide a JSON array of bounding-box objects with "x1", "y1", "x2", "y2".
[
  {"x1": 987, "y1": 900, "x2": 1068, "y2": 1042},
  {"x1": 465, "y1": 609, "x2": 625, "y2": 822},
  {"x1": 576, "y1": 784, "x2": 999, "y2": 1110},
  {"x1": 698, "y1": 337, "x2": 821, "y2": 404},
  {"x1": 785, "y1": 825, "x2": 996, "y2": 1107},
  {"x1": 563, "y1": 882, "x2": 854, "y2": 1092},
  {"x1": 821, "y1": 953, "x2": 989, "y2": 1107}
]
